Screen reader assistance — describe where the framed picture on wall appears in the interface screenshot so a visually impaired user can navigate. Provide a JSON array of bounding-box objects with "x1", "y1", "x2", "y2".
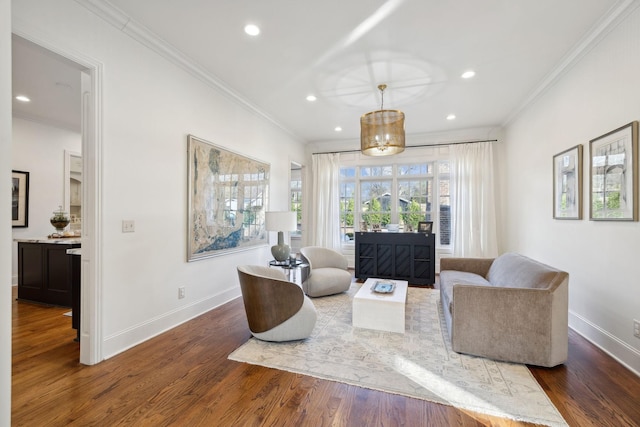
[
  {"x1": 187, "y1": 135, "x2": 270, "y2": 261},
  {"x1": 12, "y1": 170, "x2": 29, "y2": 228},
  {"x1": 589, "y1": 121, "x2": 638, "y2": 221},
  {"x1": 553, "y1": 145, "x2": 583, "y2": 219}
]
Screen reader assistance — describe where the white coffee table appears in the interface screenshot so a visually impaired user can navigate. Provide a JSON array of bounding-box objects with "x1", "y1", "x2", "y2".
[{"x1": 352, "y1": 278, "x2": 408, "y2": 333}]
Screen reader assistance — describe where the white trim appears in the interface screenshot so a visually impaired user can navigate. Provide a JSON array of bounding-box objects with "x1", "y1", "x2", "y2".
[
  {"x1": 504, "y1": 0, "x2": 640, "y2": 126},
  {"x1": 569, "y1": 310, "x2": 640, "y2": 377},
  {"x1": 102, "y1": 288, "x2": 241, "y2": 359}
]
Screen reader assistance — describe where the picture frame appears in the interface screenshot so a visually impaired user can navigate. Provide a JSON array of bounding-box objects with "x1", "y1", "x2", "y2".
[
  {"x1": 553, "y1": 145, "x2": 583, "y2": 219},
  {"x1": 187, "y1": 135, "x2": 270, "y2": 261},
  {"x1": 12, "y1": 170, "x2": 29, "y2": 228},
  {"x1": 589, "y1": 121, "x2": 638, "y2": 221},
  {"x1": 417, "y1": 221, "x2": 432, "y2": 233}
]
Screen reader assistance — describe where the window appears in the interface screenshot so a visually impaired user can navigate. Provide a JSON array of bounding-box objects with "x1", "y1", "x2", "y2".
[
  {"x1": 340, "y1": 167, "x2": 356, "y2": 241},
  {"x1": 339, "y1": 158, "x2": 451, "y2": 247},
  {"x1": 290, "y1": 166, "x2": 302, "y2": 236}
]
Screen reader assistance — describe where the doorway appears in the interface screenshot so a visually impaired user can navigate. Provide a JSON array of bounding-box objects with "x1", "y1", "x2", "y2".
[{"x1": 11, "y1": 33, "x2": 102, "y2": 364}]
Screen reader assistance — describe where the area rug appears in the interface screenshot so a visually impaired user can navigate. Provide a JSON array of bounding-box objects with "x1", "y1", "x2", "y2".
[{"x1": 229, "y1": 284, "x2": 567, "y2": 427}]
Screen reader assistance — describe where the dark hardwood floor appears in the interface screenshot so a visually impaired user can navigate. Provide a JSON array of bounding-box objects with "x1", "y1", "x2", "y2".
[{"x1": 11, "y1": 285, "x2": 640, "y2": 426}]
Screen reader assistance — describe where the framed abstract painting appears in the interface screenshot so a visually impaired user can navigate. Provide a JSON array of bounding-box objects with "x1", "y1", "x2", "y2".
[{"x1": 187, "y1": 135, "x2": 270, "y2": 261}]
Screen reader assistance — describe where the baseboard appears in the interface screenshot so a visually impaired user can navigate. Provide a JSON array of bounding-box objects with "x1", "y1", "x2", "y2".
[
  {"x1": 569, "y1": 310, "x2": 640, "y2": 377},
  {"x1": 102, "y1": 286, "x2": 241, "y2": 359}
]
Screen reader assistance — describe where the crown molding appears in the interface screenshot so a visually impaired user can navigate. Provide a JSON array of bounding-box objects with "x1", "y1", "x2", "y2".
[
  {"x1": 75, "y1": 0, "x2": 303, "y2": 142},
  {"x1": 503, "y1": 0, "x2": 640, "y2": 127}
]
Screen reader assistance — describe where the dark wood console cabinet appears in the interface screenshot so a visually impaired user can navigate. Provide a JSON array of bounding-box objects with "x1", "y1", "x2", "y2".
[
  {"x1": 17, "y1": 241, "x2": 80, "y2": 307},
  {"x1": 355, "y1": 232, "x2": 435, "y2": 286}
]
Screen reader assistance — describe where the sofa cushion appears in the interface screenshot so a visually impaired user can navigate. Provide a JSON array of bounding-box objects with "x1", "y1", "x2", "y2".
[
  {"x1": 487, "y1": 252, "x2": 561, "y2": 289},
  {"x1": 439, "y1": 270, "x2": 492, "y2": 314}
]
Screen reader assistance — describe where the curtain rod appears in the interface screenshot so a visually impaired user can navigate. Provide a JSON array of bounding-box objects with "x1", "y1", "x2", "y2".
[{"x1": 312, "y1": 139, "x2": 498, "y2": 155}]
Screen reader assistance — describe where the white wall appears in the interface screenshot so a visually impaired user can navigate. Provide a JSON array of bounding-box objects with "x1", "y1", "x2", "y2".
[
  {"x1": 1, "y1": 0, "x2": 13, "y2": 424},
  {"x1": 11, "y1": 0, "x2": 306, "y2": 360},
  {"x1": 11, "y1": 118, "x2": 81, "y2": 284},
  {"x1": 503, "y1": 7, "x2": 640, "y2": 374}
]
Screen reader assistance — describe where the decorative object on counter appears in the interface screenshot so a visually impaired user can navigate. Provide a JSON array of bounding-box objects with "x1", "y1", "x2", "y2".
[
  {"x1": 50, "y1": 205, "x2": 71, "y2": 233},
  {"x1": 48, "y1": 230, "x2": 81, "y2": 239}
]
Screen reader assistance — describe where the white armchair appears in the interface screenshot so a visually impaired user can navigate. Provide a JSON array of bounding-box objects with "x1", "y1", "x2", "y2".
[{"x1": 300, "y1": 246, "x2": 352, "y2": 297}]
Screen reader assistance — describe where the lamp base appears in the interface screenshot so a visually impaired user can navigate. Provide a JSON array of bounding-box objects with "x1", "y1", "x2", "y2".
[
  {"x1": 271, "y1": 244, "x2": 291, "y2": 262},
  {"x1": 270, "y1": 230, "x2": 291, "y2": 261}
]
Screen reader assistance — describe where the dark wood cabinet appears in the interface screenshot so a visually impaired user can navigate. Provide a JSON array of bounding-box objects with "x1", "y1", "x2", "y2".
[
  {"x1": 17, "y1": 242, "x2": 80, "y2": 307},
  {"x1": 355, "y1": 232, "x2": 435, "y2": 285}
]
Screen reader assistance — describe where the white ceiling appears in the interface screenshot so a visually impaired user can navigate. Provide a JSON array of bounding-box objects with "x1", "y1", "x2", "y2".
[
  {"x1": 12, "y1": 0, "x2": 629, "y2": 142},
  {"x1": 12, "y1": 34, "x2": 85, "y2": 132}
]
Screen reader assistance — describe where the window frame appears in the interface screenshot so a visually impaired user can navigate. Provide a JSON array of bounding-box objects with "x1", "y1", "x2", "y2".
[{"x1": 338, "y1": 149, "x2": 451, "y2": 250}]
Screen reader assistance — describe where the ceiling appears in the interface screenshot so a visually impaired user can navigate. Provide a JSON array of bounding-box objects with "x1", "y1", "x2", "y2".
[{"x1": 12, "y1": 0, "x2": 628, "y2": 142}]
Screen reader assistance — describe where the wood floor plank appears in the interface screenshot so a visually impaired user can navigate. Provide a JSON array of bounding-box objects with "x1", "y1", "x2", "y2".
[{"x1": 11, "y1": 286, "x2": 640, "y2": 426}]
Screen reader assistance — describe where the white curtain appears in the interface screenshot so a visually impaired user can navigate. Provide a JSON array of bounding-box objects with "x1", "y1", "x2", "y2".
[
  {"x1": 309, "y1": 153, "x2": 342, "y2": 249},
  {"x1": 451, "y1": 141, "x2": 498, "y2": 257}
]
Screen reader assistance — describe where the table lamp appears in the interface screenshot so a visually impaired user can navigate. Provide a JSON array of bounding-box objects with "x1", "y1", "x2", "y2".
[{"x1": 265, "y1": 211, "x2": 297, "y2": 262}]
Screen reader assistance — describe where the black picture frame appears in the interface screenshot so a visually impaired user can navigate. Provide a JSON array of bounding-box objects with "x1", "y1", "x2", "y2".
[
  {"x1": 12, "y1": 170, "x2": 30, "y2": 228},
  {"x1": 417, "y1": 221, "x2": 432, "y2": 234}
]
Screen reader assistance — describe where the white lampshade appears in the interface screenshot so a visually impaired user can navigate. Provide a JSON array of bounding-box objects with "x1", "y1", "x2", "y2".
[{"x1": 265, "y1": 211, "x2": 297, "y2": 232}]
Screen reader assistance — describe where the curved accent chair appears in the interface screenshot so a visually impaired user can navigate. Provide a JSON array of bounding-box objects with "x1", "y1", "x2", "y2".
[
  {"x1": 300, "y1": 246, "x2": 352, "y2": 297},
  {"x1": 236, "y1": 265, "x2": 317, "y2": 342}
]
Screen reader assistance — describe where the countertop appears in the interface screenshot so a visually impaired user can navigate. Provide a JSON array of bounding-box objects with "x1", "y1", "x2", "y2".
[{"x1": 14, "y1": 237, "x2": 82, "y2": 245}]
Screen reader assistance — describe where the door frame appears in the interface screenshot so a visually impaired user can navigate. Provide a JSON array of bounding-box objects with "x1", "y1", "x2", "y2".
[{"x1": 13, "y1": 28, "x2": 104, "y2": 365}]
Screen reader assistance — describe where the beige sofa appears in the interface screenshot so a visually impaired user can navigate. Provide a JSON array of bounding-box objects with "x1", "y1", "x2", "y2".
[{"x1": 439, "y1": 252, "x2": 568, "y2": 367}]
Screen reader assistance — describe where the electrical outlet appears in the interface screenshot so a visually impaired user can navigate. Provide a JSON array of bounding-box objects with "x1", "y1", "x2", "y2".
[
  {"x1": 178, "y1": 286, "x2": 186, "y2": 299},
  {"x1": 122, "y1": 220, "x2": 135, "y2": 233},
  {"x1": 634, "y1": 319, "x2": 640, "y2": 339}
]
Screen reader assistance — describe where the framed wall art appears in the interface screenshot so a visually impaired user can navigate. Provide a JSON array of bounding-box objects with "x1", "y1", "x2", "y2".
[
  {"x1": 12, "y1": 170, "x2": 29, "y2": 228},
  {"x1": 553, "y1": 145, "x2": 583, "y2": 219},
  {"x1": 589, "y1": 121, "x2": 638, "y2": 221},
  {"x1": 187, "y1": 135, "x2": 270, "y2": 261}
]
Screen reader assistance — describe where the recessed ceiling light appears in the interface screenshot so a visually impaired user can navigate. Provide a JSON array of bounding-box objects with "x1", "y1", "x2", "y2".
[
  {"x1": 15, "y1": 95, "x2": 30, "y2": 102},
  {"x1": 244, "y1": 24, "x2": 260, "y2": 36},
  {"x1": 461, "y1": 70, "x2": 476, "y2": 79},
  {"x1": 306, "y1": 95, "x2": 317, "y2": 102},
  {"x1": 334, "y1": 126, "x2": 342, "y2": 132},
  {"x1": 446, "y1": 114, "x2": 456, "y2": 120}
]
